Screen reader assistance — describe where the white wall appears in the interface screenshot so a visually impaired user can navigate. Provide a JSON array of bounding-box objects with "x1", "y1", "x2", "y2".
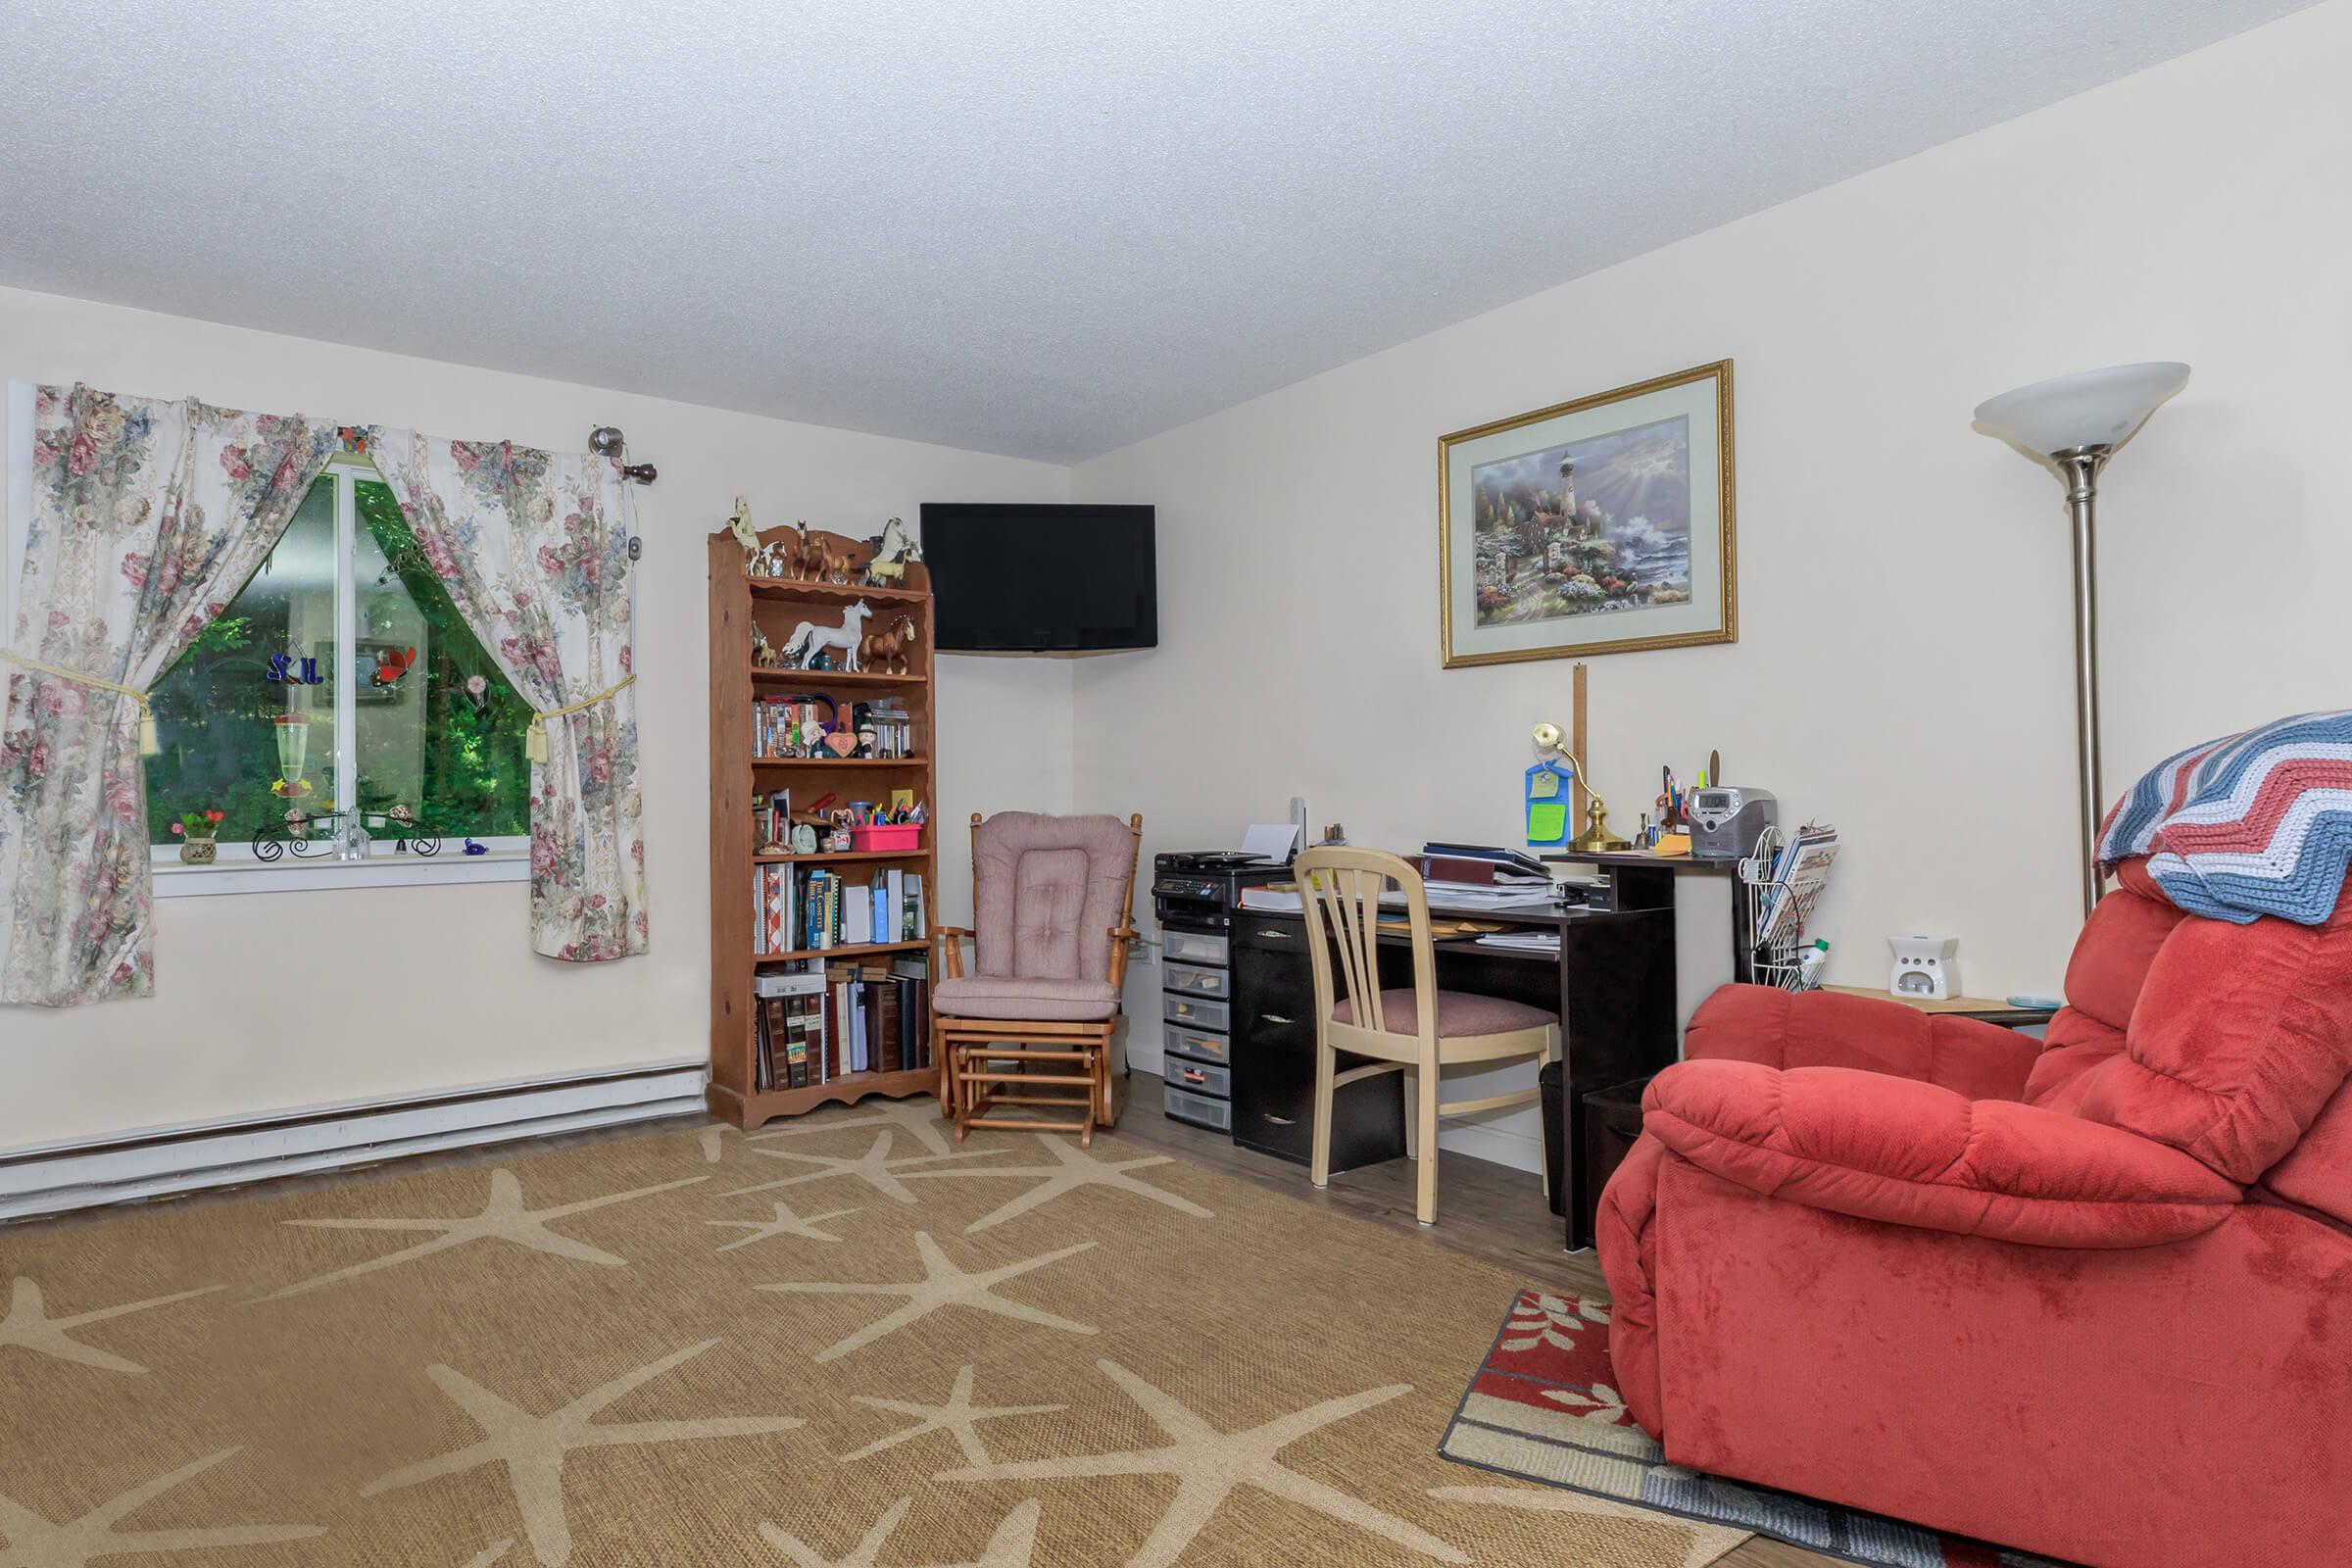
[
  {"x1": 1071, "y1": 2, "x2": 2352, "y2": 1168},
  {"x1": 0, "y1": 285, "x2": 1071, "y2": 1151}
]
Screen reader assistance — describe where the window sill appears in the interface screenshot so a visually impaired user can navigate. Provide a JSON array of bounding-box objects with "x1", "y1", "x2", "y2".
[{"x1": 151, "y1": 853, "x2": 531, "y2": 899}]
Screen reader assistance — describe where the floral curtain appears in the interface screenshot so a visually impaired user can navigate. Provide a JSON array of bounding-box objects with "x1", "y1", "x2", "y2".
[
  {"x1": 365, "y1": 430, "x2": 648, "y2": 961},
  {"x1": 0, "y1": 384, "x2": 333, "y2": 1005}
]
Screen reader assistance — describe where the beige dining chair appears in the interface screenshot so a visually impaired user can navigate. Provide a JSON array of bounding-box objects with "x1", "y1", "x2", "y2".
[{"x1": 1296, "y1": 846, "x2": 1559, "y2": 1226}]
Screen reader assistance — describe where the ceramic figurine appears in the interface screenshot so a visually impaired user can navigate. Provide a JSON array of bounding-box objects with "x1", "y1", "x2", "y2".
[
  {"x1": 861, "y1": 515, "x2": 920, "y2": 586},
  {"x1": 859, "y1": 612, "x2": 919, "y2": 675},
  {"x1": 777, "y1": 601, "x2": 872, "y2": 672},
  {"x1": 726, "y1": 496, "x2": 761, "y2": 560}
]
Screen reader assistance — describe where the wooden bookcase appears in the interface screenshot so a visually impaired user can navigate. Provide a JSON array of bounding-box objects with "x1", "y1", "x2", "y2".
[{"x1": 707, "y1": 524, "x2": 939, "y2": 1130}]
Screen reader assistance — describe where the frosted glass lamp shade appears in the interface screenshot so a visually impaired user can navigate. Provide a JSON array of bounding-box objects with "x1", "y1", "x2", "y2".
[{"x1": 1974, "y1": 363, "x2": 2189, "y2": 457}]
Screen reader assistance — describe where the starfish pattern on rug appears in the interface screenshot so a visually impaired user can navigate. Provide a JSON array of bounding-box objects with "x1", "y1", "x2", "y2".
[
  {"x1": 748, "y1": 1096, "x2": 959, "y2": 1157},
  {"x1": 902, "y1": 1134, "x2": 1213, "y2": 1234},
  {"x1": 838, "y1": 1364, "x2": 1066, "y2": 1464},
  {"x1": 458, "y1": 1544, "x2": 515, "y2": 1568},
  {"x1": 259, "y1": 1168, "x2": 709, "y2": 1301},
  {"x1": 1425, "y1": 1487, "x2": 1746, "y2": 1568},
  {"x1": 360, "y1": 1338, "x2": 804, "y2": 1566},
  {"x1": 0, "y1": 1446, "x2": 322, "y2": 1566},
  {"x1": 723, "y1": 1132, "x2": 1000, "y2": 1204},
  {"x1": 943, "y1": 1359, "x2": 1468, "y2": 1568},
  {"x1": 710, "y1": 1200, "x2": 862, "y2": 1252},
  {"x1": 1, "y1": 1275, "x2": 224, "y2": 1376},
  {"x1": 758, "y1": 1231, "x2": 1097, "y2": 1363},
  {"x1": 760, "y1": 1495, "x2": 1041, "y2": 1568}
]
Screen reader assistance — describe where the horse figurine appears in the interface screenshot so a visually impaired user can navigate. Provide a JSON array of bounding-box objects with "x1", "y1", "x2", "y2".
[
  {"x1": 859, "y1": 613, "x2": 920, "y2": 674},
  {"x1": 749, "y1": 519, "x2": 806, "y2": 580},
  {"x1": 861, "y1": 515, "x2": 920, "y2": 587},
  {"x1": 778, "y1": 601, "x2": 874, "y2": 672},
  {"x1": 791, "y1": 521, "x2": 831, "y2": 582},
  {"x1": 726, "y1": 496, "x2": 761, "y2": 559},
  {"x1": 816, "y1": 542, "x2": 855, "y2": 585},
  {"x1": 750, "y1": 624, "x2": 787, "y2": 669}
]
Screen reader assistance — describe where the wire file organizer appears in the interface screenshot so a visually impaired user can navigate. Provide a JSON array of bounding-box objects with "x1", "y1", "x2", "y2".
[{"x1": 1740, "y1": 822, "x2": 1839, "y2": 990}]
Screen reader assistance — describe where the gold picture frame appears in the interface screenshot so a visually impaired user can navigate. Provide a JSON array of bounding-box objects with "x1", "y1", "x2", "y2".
[{"x1": 1440, "y1": 360, "x2": 1736, "y2": 668}]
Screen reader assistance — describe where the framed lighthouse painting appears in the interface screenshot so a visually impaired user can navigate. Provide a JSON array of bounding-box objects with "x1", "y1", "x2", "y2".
[{"x1": 1439, "y1": 361, "x2": 1736, "y2": 668}]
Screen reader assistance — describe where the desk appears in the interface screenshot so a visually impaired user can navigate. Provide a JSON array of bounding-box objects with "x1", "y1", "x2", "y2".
[
  {"x1": 1545, "y1": 848, "x2": 1755, "y2": 982},
  {"x1": 1228, "y1": 884, "x2": 1678, "y2": 1248}
]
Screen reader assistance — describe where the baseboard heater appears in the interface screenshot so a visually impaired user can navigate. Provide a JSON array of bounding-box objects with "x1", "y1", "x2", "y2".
[{"x1": 0, "y1": 1058, "x2": 707, "y2": 1224}]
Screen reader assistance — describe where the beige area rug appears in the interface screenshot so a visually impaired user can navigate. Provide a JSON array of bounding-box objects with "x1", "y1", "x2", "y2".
[{"x1": 0, "y1": 1102, "x2": 1748, "y2": 1567}]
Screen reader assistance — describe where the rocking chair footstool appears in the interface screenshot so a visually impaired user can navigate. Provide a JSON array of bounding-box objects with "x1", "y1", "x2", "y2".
[{"x1": 932, "y1": 811, "x2": 1143, "y2": 1146}]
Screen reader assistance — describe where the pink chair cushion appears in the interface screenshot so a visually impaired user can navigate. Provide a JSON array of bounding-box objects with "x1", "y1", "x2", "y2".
[
  {"x1": 935, "y1": 975, "x2": 1119, "y2": 1022},
  {"x1": 972, "y1": 812, "x2": 1136, "y2": 983},
  {"x1": 1332, "y1": 988, "x2": 1555, "y2": 1039}
]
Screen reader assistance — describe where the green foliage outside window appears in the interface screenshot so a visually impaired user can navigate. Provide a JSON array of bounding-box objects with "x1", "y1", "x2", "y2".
[{"x1": 143, "y1": 470, "x2": 535, "y2": 849}]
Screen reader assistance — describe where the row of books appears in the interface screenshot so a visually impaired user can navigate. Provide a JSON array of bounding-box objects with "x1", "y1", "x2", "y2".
[
  {"x1": 754, "y1": 864, "x2": 927, "y2": 955},
  {"x1": 752, "y1": 696, "x2": 916, "y2": 760},
  {"x1": 754, "y1": 958, "x2": 931, "y2": 1090}
]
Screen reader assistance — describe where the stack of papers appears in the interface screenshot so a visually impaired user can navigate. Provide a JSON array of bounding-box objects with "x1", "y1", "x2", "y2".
[
  {"x1": 1238, "y1": 884, "x2": 1302, "y2": 912},
  {"x1": 1413, "y1": 841, "x2": 1553, "y2": 907},
  {"x1": 1755, "y1": 823, "x2": 1839, "y2": 942},
  {"x1": 1475, "y1": 929, "x2": 1561, "y2": 954},
  {"x1": 1390, "y1": 882, "x2": 1555, "y2": 910}
]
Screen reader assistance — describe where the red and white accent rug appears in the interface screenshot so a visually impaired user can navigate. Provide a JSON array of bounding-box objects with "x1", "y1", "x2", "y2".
[{"x1": 1439, "y1": 1288, "x2": 2073, "y2": 1568}]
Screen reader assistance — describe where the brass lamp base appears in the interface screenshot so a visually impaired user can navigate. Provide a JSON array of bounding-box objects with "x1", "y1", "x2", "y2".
[{"x1": 1569, "y1": 802, "x2": 1631, "y2": 855}]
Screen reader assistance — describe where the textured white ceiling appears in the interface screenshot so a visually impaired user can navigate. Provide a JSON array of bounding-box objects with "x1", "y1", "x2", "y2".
[{"x1": 0, "y1": 1, "x2": 2309, "y2": 462}]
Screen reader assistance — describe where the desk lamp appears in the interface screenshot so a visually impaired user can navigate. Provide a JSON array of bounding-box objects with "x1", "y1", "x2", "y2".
[
  {"x1": 1973, "y1": 362, "x2": 2189, "y2": 915},
  {"x1": 1532, "y1": 721, "x2": 1631, "y2": 853}
]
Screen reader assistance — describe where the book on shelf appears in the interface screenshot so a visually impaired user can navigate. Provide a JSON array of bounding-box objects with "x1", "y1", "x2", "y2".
[
  {"x1": 753, "y1": 697, "x2": 918, "y2": 760},
  {"x1": 754, "y1": 865, "x2": 925, "y2": 956},
  {"x1": 753, "y1": 970, "x2": 826, "y2": 1091},
  {"x1": 773, "y1": 955, "x2": 930, "y2": 1080}
]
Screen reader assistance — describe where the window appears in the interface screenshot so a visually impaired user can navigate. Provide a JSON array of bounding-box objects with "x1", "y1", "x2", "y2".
[{"x1": 140, "y1": 458, "x2": 536, "y2": 886}]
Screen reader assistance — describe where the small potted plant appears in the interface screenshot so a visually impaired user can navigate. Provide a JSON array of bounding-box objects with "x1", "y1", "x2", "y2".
[{"x1": 171, "y1": 808, "x2": 226, "y2": 864}]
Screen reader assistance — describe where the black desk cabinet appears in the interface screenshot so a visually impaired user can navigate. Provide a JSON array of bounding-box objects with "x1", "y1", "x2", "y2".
[
  {"x1": 1228, "y1": 920, "x2": 1405, "y2": 1172},
  {"x1": 1223, "y1": 899, "x2": 1679, "y2": 1246}
]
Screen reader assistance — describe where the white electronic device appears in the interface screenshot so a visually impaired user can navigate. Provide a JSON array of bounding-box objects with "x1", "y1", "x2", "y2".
[{"x1": 1888, "y1": 935, "x2": 1960, "y2": 1001}]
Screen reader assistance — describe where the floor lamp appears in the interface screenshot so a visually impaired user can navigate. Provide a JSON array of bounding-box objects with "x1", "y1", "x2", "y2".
[{"x1": 1974, "y1": 362, "x2": 2189, "y2": 916}]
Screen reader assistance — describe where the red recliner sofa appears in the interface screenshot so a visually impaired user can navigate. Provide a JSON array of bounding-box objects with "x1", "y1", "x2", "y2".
[{"x1": 1598, "y1": 858, "x2": 2352, "y2": 1567}]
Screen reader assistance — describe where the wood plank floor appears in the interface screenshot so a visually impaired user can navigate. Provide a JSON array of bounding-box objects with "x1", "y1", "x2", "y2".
[{"x1": 14, "y1": 1080, "x2": 1836, "y2": 1567}]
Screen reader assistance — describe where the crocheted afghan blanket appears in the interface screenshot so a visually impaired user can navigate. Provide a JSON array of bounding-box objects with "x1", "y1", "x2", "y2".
[{"x1": 2097, "y1": 710, "x2": 2352, "y2": 926}]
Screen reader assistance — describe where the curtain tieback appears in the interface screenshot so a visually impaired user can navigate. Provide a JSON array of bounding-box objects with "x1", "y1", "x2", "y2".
[
  {"x1": 0, "y1": 650, "x2": 159, "y2": 755},
  {"x1": 526, "y1": 673, "x2": 637, "y2": 763}
]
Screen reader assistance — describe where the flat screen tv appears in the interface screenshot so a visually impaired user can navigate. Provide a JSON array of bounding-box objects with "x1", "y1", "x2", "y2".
[{"x1": 921, "y1": 503, "x2": 1157, "y2": 652}]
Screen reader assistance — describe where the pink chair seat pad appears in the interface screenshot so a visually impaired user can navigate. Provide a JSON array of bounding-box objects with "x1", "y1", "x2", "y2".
[
  {"x1": 936, "y1": 975, "x2": 1120, "y2": 1022},
  {"x1": 1332, "y1": 988, "x2": 1556, "y2": 1039}
]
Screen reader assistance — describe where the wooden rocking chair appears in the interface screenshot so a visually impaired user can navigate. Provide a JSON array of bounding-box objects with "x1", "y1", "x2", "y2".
[{"x1": 932, "y1": 810, "x2": 1143, "y2": 1146}]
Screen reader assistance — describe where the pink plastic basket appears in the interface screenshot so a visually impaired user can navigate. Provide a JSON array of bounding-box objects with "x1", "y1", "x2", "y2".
[{"x1": 850, "y1": 823, "x2": 923, "y2": 853}]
